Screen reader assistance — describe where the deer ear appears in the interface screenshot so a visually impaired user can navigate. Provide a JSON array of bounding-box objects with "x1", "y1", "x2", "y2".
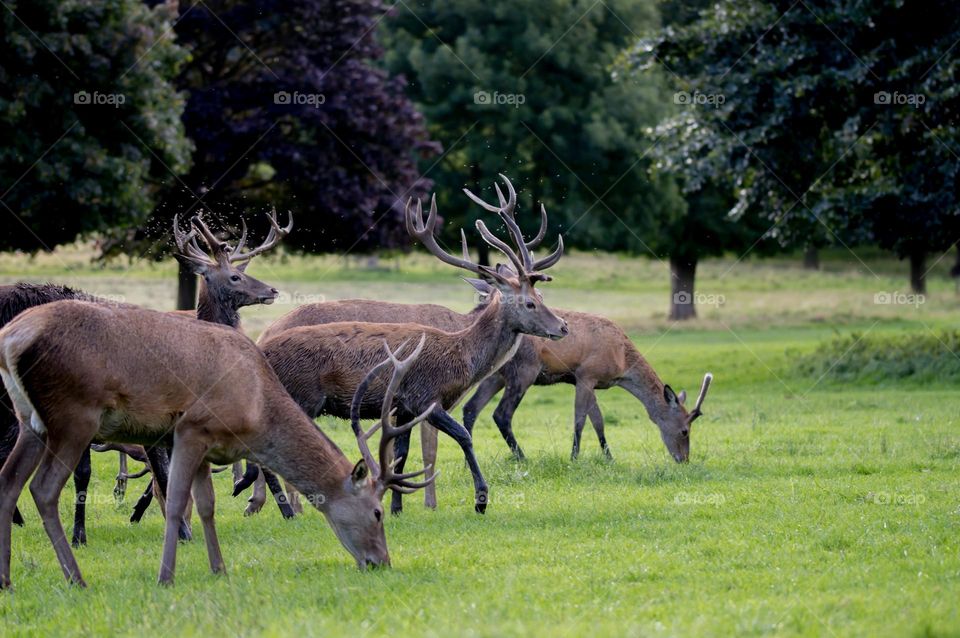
[
  {"x1": 174, "y1": 253, "x2": 210, "y2": 276},
  {"x1": 463, "y1": 277, "x2": 494, "y2": 296},
  {"x1": 677, "y1": 390, "x2": 687, "y2": 404},
  {"x1": 351, "y1": 459, "x2": 369, "y2": 484},
  {"x1": 663, "y1": 385, "x2": 680, "y2": 407}
]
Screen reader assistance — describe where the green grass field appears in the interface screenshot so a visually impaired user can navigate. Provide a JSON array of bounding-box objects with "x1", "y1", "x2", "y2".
[{"x1": 0, "y1": 247, "x2": 958, "y2": 636}]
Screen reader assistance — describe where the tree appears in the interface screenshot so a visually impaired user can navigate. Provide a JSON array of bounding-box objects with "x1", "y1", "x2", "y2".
[
  {"x1": 133, "y1": 0, "x2": 438, "y2": 308},
  {"x1": 0, "y1": 0, "x2": 190, "y2": 251},
  {"x1": 628, "y1": 0, "x2": 960, "y2": 294},
  {"x1": 382, "y1": 0, "x2": 677, "y2": 263}
]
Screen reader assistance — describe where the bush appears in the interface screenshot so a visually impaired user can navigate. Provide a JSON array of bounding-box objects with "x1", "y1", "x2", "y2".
[{"x1": 796, "y1": 331, "x2": 960, "y2": 383}]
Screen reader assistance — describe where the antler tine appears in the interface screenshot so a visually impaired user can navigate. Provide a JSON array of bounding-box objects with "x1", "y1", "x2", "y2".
[
  {"x1": 528, "y1": 203, "x2": 548, "y2": 250},
  {"x1": 229, "y1": 218, "x2": 249, "y2": 259},
  {"x1": 532, "y1": 235, "x2": 564, "y2": 271},
  {"x1": 376, "y1": 334, "x2": 439, "y2": 493},
  {"x1": 172, "y1": 214, "x2": 216, "y2": 264},
  {"x1": 476, "y1": 219, "x2": 528, "y2": 276},
  {"x1": 405, "y1": 195, "x2": 486, "y2": 276},
  {"x1": 191, "y1": 212, "x2": 225, "y2": 255},
  {"x1": 228, "y1": 207, "x2": 293, "y2": 263},
  {"x1": 688, "y1": 373, "x2": 713, "y2": 422},
  {"x1": 349, "y1": 358, "x2": 393, "y2": 480}
]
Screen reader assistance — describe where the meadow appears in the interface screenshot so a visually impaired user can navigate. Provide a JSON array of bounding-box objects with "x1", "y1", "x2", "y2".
[{"x1": 0, "y1": 246, "x2": 958, "y2": 636}]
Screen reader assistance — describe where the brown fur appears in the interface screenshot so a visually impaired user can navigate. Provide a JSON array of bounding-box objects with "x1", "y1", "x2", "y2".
[{"x1": 0, "y1": 300, "x2": 394, "y2": 588}]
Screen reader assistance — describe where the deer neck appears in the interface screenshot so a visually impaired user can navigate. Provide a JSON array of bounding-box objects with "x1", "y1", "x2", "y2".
[
  {"x1": 251, "y1": 395, "x2": 353, "y2": 512},
  {"x1": 459, "y1": 295, "x2": 523, "y2": 385},
  {"x1": 196, "y1": 281, "x2": 241, "y2": 328},
  {"x1": 618, "y1": 357, "x2": 669, "y2": 422}
]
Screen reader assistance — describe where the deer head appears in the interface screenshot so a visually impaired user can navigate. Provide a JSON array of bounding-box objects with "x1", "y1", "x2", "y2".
[
  {"x1": 406, "y1": 174, "x2": 568, "y2": 340},
  {"x1": 324, "y1": 335, "x2": 438, "y2": 569},
  {"x1": 659, "y1": 373, "x2": 713, "y2": 462},
  {"x1": 173, "y1": 208, "x2": 293, "y2": 312}
]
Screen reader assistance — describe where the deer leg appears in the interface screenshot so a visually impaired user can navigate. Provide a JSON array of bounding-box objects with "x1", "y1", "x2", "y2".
[
  {"x1": 243, "y1": 469, "x2": 268, "y2": 516},
  {"x1": 389, "y1": 431, "x2": 412, "y2": 516},
  {"x1": 191, "y1": 463, "x2": 225, "y2": 575},
  {"x1": 11, "y1": 508, "x2": 23, "y2": 527},
  {"x1": 114, "y1": 451, "x2": 128, "y2": 503},
  {"x1": 284, "y1": 480, "x2": 303, "y2": 514},
  {"x1": 427, "y1": 409, "x2": 488, "y2": 514},
  {"x1": 71, "y1": 447, "x2": 91, "y2": 547},
  {"x1": 492, "y1": 365, "x2": 539, "y2": 461},
  {"x1": 571, "y1": 379, "x2": 597, "y2": 460},
  {"x1": 0, "y1": 427, "x2": 46, "y2": 589},
  {"x1": 586, "y1": 394, "x2": 612, "y2": 460},
  {"x1": 420, "y1": 425, "x2": 438, "y2": 510},
  {"x1": 233, "y1": 461, "x2": 259, "y2": 495},
  {"x1": 146, "y1": 445, "x2": 192, "y2": 541},
  {"x1": 29, "y1": 426, "x2": 96, "y2": 587},
  {"x1": 262, "y1": 468, "x2": 295, "y2": 519},
  {"x1": 130, "y1": 479, "x2": 154, "y2": 523},
  {"x1": 231, "y1": 462, "x2": 244, "y2": 485},
  {"x1": 157, "y1": 437, "x2": 207, "y2": 586},
  {"x1": 462, "y1": 375, "x2": 505, "y2": 435}
]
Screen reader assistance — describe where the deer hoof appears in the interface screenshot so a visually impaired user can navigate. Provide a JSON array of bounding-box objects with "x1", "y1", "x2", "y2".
[
  {"x1": 475, "y1": 492, "x2": 488, "y2": 514},
  {"x1": 71, "y1": 528, "x2": 87, "y2": 548}
]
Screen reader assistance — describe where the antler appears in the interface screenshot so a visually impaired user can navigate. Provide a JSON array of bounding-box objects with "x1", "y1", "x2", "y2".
[
  {"x1": 687, "y1": 373, "x2": 713, "y2": 422},
  {"x1": 228, "y1": 207, "x2": 293, "y2": 263},
  {"x1": 350, "y1": 335, "x2": 438, "y2": 495},
  {"x1": 173, "y1": 214, "x2": 217, "y2": 267},
  {"x1": 405, "y1": 195, "x2": 486, "y2": 276},
  {"x1": 463, "y1": 174, "x2": 564, "y2": 277}
]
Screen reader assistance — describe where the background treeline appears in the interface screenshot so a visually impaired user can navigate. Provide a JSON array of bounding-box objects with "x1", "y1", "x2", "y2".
[{"x1": 1, "y1": 0, "x2": 957, "y2": 317}]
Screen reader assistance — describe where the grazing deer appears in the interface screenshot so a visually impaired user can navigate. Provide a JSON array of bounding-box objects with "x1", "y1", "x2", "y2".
[
  {"x1": 0, "y1": 300, "x2": 433, "y2": 588},
  {"x1": 462, "y1": 315, "x2": 713, "y2": 462},
  {"x1": 257, "y1": 175, "x2": 565, "y2": 514}
]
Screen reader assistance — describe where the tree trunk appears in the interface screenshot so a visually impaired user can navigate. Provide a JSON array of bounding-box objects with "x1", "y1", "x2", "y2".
[
  {"x1": 950, "y1": 245, "x2": 960, "y2": 292},
  {"x1": 909, "y1": 250, "x2": 927, "y2": 295},
  {"x1": 803, "y1": 246, "x2": 820, "y2": 270},
  {"x1": 477, "y1": 241, "x2": 491, "y2": 268},
  {"x1": 669, "y1": 256, "x2": 697, "y2": 320},
  {"x1": 176, "y1": 261, "x2": 198, "y2": 311}
]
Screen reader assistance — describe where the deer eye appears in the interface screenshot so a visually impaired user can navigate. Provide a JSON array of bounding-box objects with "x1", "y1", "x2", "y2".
[
  {"x1": 230, "y1": 274, "x2": 241, "y2": 282},
  {"x1": 374, "y1": 509, "x2": 382, "y2": 522},
  {"x1": 525, "y1": 301, "x2": 536, "y2": 309}
]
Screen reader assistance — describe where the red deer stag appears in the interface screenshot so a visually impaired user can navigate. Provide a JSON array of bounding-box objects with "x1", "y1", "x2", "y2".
[
  {"x1": 0, "y1": 301, "x2": 433, "y2": 588},
  {"x1": 462, "y1": 324, "x2": 713, "y2": 462},
  {"x1": 257, "y1": 174, "x2": 566, "y2": 515}
]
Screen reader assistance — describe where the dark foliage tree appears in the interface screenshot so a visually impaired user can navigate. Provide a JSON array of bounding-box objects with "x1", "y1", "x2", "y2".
[
  {"x1": 0, "y1": 0, "x2": 190, "y2": 251},
  {"x1": 133, "y1": 0, "x2": 438, "y2": 307},
  {"x1": 383, "y1": 0, "x2": 677, "y2": 266},
  {"x1": 629, "y1": 0, "x2": 960, "y2": 294}
]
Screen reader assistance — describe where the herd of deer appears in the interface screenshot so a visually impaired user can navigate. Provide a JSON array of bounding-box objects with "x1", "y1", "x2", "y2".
[{"x1": 0, "y1": 175, "x2": 711, "y2": 589}]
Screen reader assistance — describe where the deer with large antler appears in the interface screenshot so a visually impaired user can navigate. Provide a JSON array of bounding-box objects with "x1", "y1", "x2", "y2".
[
  {"x1": 0, "y1": 296, "x2": 434, "y2": 587},
  {"x1": 0, "y1": 209, "x2": 293, "y2": 546},
  {"x1": 122, "y1": 209, "x2": 297, "y2": 526},
  {"x1": 257, "y1": 174, "x2": 566, "y2": 514}
]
